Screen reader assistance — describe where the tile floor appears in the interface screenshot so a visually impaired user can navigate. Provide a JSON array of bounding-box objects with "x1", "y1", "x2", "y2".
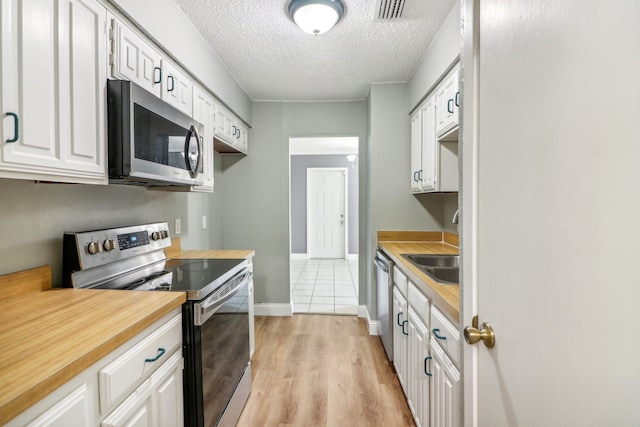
[{"x1": 290, "y1": 258, "x2": 359, "y2": 315}]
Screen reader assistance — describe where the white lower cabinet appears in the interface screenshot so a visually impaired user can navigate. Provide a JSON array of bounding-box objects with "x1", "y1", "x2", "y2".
[
  {"x1": 6, "y1": 311, "x2": 183, "y2": 427},
  {"x1": 392, "y1": 286, "x2": 409, "y2": 395},
  {"x1": 24, "y1": 385, "x2": 94, "y2": 427},
  {"x1": 391, "y1": 264, "x2": 461, "y2": 427},
  {"x1": 430, "y1": 337, "x2": 461, "y2": 427},
  {"x1": 407, "y1": 307, "x2": 430, "y2": 427},
  {"x1": 101, "y1": 350, "x2": 183, "y2": 427}
]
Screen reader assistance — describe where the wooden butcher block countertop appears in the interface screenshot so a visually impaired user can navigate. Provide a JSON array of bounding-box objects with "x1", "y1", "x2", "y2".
[
  {"x1": 0, "y1": 266, "x2": 185, "y2": 425},
  {"x1": 378, "y1": 231, "x2": 460, "y2": 324},
  {"x1": 165, "y1": 238, "x2": 255, "y2": 260}
]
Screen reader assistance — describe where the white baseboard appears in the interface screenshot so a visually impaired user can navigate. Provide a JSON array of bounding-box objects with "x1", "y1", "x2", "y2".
[
  {"x1": 357, "y1": 305, "x2": 380, "y2": 336},
  {"x1": 290, "y1": 254, "x2": 359, "y2": 261},
  {"x1": 254, "y1": 302, "x2": 293, "y2": 317}
]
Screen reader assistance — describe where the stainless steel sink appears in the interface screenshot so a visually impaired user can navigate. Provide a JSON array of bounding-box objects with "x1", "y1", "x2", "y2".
[
  {"x1": 422, "y1": 266, "x2": 459, "y2": 284},
  {"x1": 401, "y1": 254, "x2": 459, "y2": 285},
  {"x1": 403, "y1": 254, "x2": 459, "y2": 268}
]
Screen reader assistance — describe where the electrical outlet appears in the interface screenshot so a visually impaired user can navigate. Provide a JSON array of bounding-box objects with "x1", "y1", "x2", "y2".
[
  {"x1": 201, "y1": 215, "x2": 207, "y2": 230},
  {"x1": 174, "y1": 218, "x2": 181, "y2": 235}
]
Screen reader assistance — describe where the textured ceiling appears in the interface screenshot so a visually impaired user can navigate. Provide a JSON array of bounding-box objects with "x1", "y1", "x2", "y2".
[{"x1": 172, "y1": 0, "x2": 457, "y2": 101}]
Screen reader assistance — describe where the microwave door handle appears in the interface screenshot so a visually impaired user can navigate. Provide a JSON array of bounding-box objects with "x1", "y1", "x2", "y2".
[{"x1": 185, "y1": 125, "x2": 202, "y2": 178}]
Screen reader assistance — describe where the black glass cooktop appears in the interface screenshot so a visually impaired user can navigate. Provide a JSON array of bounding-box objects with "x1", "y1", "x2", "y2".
[{"x1": 164, "y1": 258, "x2": 247, "y2": 300}]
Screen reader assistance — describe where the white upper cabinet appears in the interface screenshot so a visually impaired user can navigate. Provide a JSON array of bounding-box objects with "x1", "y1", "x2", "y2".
[
  {"x1": 110, "y1": 18, "x2": 163, "y2": 98},
  {"x1": 420, "y1": 97, "x2": 437, "y2": 192},
  {"x1": 435, "y1": 64, "x2": 460, "y2": 137},
  {"x1": 410, "y1": 61, "x2": 460, "y2": 193},
  {"x1": 192, "y1": 85, "x2": 215, "y2": 192},
  {"x1": 410, "y1": 96, "x2": 437, "y2": 192},
  {"x1": 410, "y1": 111, "x2": 422, "y2": 192},
  {"x1": 111, "y1": 18, "x2": 193, "y2": 117},
  {"x1": 213, "y1": 102, "x2": 248, "y2": 155},
  {"x1": 162, "y1": 61, "x2": 193, "y2": 117},
  {"x1": 0, "y1": 0, "x2": 107, "y2": 184}
]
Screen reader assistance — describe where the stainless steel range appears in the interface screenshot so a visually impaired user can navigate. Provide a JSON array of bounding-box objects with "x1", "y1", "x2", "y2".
[{"x1": 63, "y1": 222, "x2": 252, "y2": 427}]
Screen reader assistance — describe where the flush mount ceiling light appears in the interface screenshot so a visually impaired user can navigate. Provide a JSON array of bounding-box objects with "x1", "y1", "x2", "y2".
[{"x1": 288, "y1": 0, "x2": 345, "y2": 35}]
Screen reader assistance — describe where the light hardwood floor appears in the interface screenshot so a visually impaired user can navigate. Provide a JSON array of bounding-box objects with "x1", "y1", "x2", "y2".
[{"x1": 237, "y1": 315, "x2": 416, "y2": 427}]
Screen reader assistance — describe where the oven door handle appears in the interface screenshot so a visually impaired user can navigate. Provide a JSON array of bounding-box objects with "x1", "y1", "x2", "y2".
[{"x1": 199, "y1": 271, "x2": 252, "y2": 319}]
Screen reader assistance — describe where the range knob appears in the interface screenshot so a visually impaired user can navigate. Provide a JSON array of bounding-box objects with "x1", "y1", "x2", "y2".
[
  {"x1": 161, "y1": 230, "x2": 169, "y2": 239},
  {"x1": 87, "y1": 241, "x2": 101, "y2": 255},
  {"x1": 151, "y1": 231, "x2": 161, "y2": 241},
  {"x1": 103, "y1": 239, "x2": 116, "y2": 251}
]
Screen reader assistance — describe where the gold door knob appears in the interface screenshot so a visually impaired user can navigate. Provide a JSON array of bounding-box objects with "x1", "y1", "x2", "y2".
[{"x1": 464, "y1": 316, "x2": 495, "y2": 349}]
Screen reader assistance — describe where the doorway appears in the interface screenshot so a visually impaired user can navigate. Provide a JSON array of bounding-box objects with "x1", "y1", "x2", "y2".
[{"x1": 289, "y1": 137, "x2": 359, "y2": 315}]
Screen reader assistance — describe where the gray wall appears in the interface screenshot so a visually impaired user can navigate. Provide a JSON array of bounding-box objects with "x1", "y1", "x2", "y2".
[
  {"x1": 366, "y1": 83, "x2": 443, "y2": 317},
  {"x1": 221, "y1": 101, "x2": 367, "y2": 306},
  {"x1": 409, "y1": 2, "x2": 461, "y2": 112},
  {"x1": 290, "y1": 155, "x2": 359, "y2": 255},
  {"x1": 0, "y1": 177, "x2": 222, "y2": 286}
]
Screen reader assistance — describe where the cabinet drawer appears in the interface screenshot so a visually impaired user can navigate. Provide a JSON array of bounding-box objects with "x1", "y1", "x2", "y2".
[
  {"x1": 408, "y1": 281, "x2": 429, "y2": 326},
  {"x1": 99, "y1": 314, "x2": 182, "y2": 413},
  {"x1": 393, "y1": 266, "x2": 408, "y2": 297},
  {"x1": 430, "y1": 306, "x2": 460, "y2": 365}
]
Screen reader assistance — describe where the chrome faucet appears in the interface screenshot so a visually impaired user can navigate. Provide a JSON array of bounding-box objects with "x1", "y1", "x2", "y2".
[{"x1": 452, "y1": 209, "x2": 460, "y2": 224}]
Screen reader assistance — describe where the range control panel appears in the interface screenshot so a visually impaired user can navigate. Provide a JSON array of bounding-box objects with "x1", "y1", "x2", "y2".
[{"x1": 65, "y1": 222, "x2": 172, "y2": 270}]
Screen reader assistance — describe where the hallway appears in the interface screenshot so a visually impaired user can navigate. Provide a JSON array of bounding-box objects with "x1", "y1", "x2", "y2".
[{"x1": 290, "y1": 259, "x2": 359, "y2": 314}]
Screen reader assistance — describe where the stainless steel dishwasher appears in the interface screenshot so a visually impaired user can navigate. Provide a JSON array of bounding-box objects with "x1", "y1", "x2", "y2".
[{"x1": 374, "y1": 249, "x2": 393, "y2": 360}]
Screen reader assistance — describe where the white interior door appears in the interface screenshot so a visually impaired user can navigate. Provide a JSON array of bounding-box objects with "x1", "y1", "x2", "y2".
[
  {"x1": 307, "y1": 168, "x2": 346, "y2": 258},
  {"x1": 463, "y1": 1, "x2": 640, "y2": 425}
]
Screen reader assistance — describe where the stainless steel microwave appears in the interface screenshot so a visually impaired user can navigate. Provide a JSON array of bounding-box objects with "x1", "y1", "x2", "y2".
[{"x1": 107, "y1": 80, "x2": 204, "y2": 187}]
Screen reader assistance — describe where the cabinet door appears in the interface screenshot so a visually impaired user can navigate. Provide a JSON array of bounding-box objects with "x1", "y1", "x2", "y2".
[
  {"x1": 410, "y1": 111, "x2": 422, "y2": 192},
  {"x1": 408, "y1": 308, "x2": 430, "y2": 427},
  {"x1": 154, "y1": 351, "x2": 184, "y2": 427},
  {"x1": 214, "y1": 103, "x2": 234, "y2": 144},
  {"x1": 392, "y1": 286, "x2": 408, "y2": 395},
  {"x1": 25, "y1": 385, "x2": 93, "y2": 427},
  {"x1": 430, "y1": 338, "x2": 461, "y2": 427},
  {"x1": 435, "y1": 65, "x2": 460, "y2": 136},
  {"x1": 102, "y1": 350, "x2": 183, "y2": 427},
  {"x1": 59, "y1": 0, "x2": 107, "y2": 176},
  {"x1": 112, "y1": 19, "x2": 162, "y2": 97},
  {"x1": 1, "y1": 0, "x2": 106, "y2": 182},
  {"x1": 420, "y1": 96, "x2": 437, "y2": 192},
  {"x1": 192, "y1": 86, "x2": 215, "y2": 192},
  {"x1": 234, "y1": 121, "x2": 249, "y2": 154},
  {"x1": 162, "y1": 61, "x2": 193, "y2": 117},
  {"x1": 1, "y1": 0, "x2": 59, "y2": 171}
]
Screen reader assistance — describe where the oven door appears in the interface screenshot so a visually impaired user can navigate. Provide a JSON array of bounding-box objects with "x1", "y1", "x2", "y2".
[{"x1": 183, "y1": 270, "x2": 252, "y2": 427}]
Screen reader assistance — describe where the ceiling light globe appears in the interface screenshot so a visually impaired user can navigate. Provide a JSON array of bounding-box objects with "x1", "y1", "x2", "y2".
[{"x1": 288, "y1": 0, "x2": 344, "y2": 35}]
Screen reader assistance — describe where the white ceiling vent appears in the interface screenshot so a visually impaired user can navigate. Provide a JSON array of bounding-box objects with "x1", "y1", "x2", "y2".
[{"x1": 375, "y1": 0, "x2": 406, "y2": 20}]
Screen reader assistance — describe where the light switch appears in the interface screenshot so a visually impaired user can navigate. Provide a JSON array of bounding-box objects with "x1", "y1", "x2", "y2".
[
  {"x1": 175, "y1": 218, "x2": 181, "y2": 235},
  {"x1": 201, "y1": 216, "x2": 207, "y2": 230}
]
